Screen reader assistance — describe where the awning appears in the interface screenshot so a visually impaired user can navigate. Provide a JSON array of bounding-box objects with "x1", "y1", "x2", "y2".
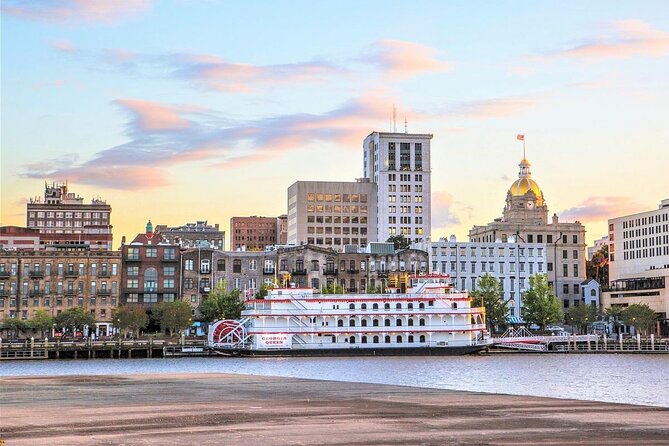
[{"x1": 507, "y1": 316, "x2": 525, "y2": 324}]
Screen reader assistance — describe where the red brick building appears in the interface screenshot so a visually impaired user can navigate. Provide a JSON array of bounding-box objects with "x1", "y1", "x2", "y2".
[
  {"x1": 120, "y1": 221, "x2": 180, "y2": 309},
  {"x1": 0, "y1": 226, "x2": 41, "y2": 250},
  {"x1": 230, "y1": 216, "x2": 278, "y2": 251}
]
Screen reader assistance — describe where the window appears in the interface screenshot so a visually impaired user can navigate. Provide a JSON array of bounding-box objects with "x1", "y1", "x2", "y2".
[
  {"x1": 233, "y1": 259, "x2": 242, "y2": 273},
  {"x1": 249, "y1": 260, "x2": 257, "y2": 271},
  {"x1": 163, "y1": 279, "x2": 175, "y2": 289},
  {"x1": 563, "y1": 284, "x2": 569, "y2": 295},
  {"x1": 127, "y1": 248, "x2": 139, "y2": 260},
  {"x1": 146, "y1": 248, "x2": 158, "y2": 258},
  {"x1": 201, "y1": 259, "x2": 210, "y2": 273},
  {"x1": 164, "y1": 248, "x2": 176, "y2": 260},
  {"x1": 563, "y1": 264, "x2": 568, "y2": 277},
  {"x1": 163, "y1": 266, "x2": 175, "y2": 276},
  {"x1": 127, "y1": 266, "x2": 139, "y2": 276},
  {"x1": 185, "y1": 259, "x2": 193, "y2": 271},
  {"x1": 144, "y1": 268, "x2": 158, "y2": 292},
  {"x1": 126, "y1": 279, "x2": 139, "y2": 289}
]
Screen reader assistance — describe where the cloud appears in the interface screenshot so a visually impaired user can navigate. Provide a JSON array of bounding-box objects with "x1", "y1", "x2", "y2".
[
  {"x1": 446, "y1": 96, "x2": 536, "y2": 119},
  {"x1": 545, "y1": 20, "x2": 669, "y2": 61},
  {"x1": 21, "y1": 94, "x2": 394, "y2": 190},
  {"x1": 50, "y1": 40, "x2": 78, "y2": 53},
  {"x1": 559, "y1": 196, "x2": 645, "y2": 222},
  {"x1": 362, "y1": 40, "x2": 453, "y2": 78},
  {"x1": 431, "y1": 191, "x2": 461, "y2": 228},
  {"x1": 2, "y1": 0, "x2": 151, "y2": 24}
]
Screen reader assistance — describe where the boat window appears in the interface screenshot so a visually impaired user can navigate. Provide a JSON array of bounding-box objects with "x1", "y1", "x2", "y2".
[
  {"x1": 419, "y1": 303, "x2": 425, "y2": 309},
  {"x1": 384, "y1": 319, "x2": 391, "y2": 327},
  {"x1": 452, "y1": 303, "x2": 458, "y2": 310},
  {"x1": 361, "y1": 336, "x2": 367, "y2": 344},
  {"x1": 372, "y1": 303, "x2": 379, "y2": 310},
  {"x1": 384, "y1": 303, "x2": 390, "y2": 310},
  {"x1": 408, "y1": 335, "x2": 414, "y2": 343},
  {"x1": 373, "y1": 319, "x2": 379, "y2": 327},
  {"x1": 373, "y1": 336, "x2": 379, "y2": 344},
  {"x1": 396, "y1": 319, "x2": 403, "y2": 326},
  {"x1": 419, "y1": 319, "x2": 425, "y2": 326},
  {"x1": 349, "y1": 336, "x2": 356, "y2": 344},
  {"x1": 420, "y1": 335, "x2": 426, "y2": 343},
  {"x1": 337, "y1": 319, "x2": 343, "y2": 327},
  {"x1": 408, "y1": 303, "x2": 413, "y2": 310},
  {"x1": 396, "y1": 335, "x2": 402, "y2": 343},
  {"x1": 361, "y1": 303, "x2": 367, "y2": 310},
  {"x1": 361, "y1": 320, "x2": 368, "y2": 327},
  {"x1": 395, "y1": 303, "x2": 402, "y2": 310},
  {"x1": 349, "y1": 320, "x2": 356, "y2": 327},
  {"x1": 408, "y1": 319, "x2": 414, "y2": 326},
  {"x1": 385, "y1": 336, "x2": 391, "y2": 343},
  {"x1": 349, "y1": 303, "x2": 355, "y2": 310}
]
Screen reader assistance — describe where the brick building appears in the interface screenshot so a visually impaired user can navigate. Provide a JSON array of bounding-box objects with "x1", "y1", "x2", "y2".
[
  {"x1": 230, "y1": 216, "x2": 278, "y2": 251},
  {"x1": 27, "y1": 181, "x2": 113, "y2": 250},
  {"x1": 0, "y1": 226, "x2": 41, "y2": 250},
  {"x1": 120, "y1": 221, "x2": 180, "y2": 309},
  {"x1": 0, "y1": 247, "x2": 121, "y2": 335},
  {"x1": 155, "y1": 220, "x2": 225, "y2": 250}
]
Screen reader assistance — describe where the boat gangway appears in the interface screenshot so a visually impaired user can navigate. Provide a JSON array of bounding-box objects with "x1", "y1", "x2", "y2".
[{"x1": 491, "y1": 327, "x2": 598, "y2": 352}]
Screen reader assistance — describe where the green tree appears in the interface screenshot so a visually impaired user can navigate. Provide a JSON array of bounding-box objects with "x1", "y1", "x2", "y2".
[
  {"x1": 521, "y1": 274, "x2": 562, "y2": 329},
  {"x1": 605, "y1": 306, "x2": 624, "y2": 336},
  {"x1": 386, "y1": 235, "x2": 410, "y2": 250},
  {"x1": 153, "y1": 300, "x2": 193, "y2": 336},
  {"x1": 471, "y1": 273, "x2": 508, "y2": 332},
  {"x1": 254, "y1": 283, "x2": 270, "y2": 299},
  {"x1": 621, "y1": 303, "x2": 657, "y2": 336},
  {"x1": 112, "y1": 306, "x2": 149, "y2": 338},
  {"x1": 2, "y1": 317, "x2": 28, "y2": 339},
  {"x1": 55, "y1": 307, "x2": 96, "y2": 336},
  {"x1": 198, "y1": 282, "x2": 245, "y2": 322},
  {"x1": 28, "y1": 309, "x2": 54, "y2": 338},
  {"x1": 566, "y1": 304, "x2": 599, "y2": 334},
  {"x1": 322, "y1": 282, "x2": 345, "y2": 294},
  {"x1": 366, "y1": 284, "x2": 386, "y2": 294}
]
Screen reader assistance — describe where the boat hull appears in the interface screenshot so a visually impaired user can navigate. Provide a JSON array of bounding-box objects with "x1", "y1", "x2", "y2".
[{"x1": 213, "y1": 345, "x2": 488, "y2": 357}]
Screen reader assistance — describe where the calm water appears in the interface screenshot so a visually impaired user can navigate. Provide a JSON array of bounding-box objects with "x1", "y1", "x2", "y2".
[{"x1": 2, "y1": 354, "x2": 668, "y2": 408}]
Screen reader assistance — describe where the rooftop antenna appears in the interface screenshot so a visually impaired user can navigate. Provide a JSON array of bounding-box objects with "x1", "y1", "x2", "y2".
[
  {"x1": 393, "y1": 104, "x2": 397, "y2": 133},
  {"x1": 404, "y1": 117, "x2": 408, "y2": 134}
]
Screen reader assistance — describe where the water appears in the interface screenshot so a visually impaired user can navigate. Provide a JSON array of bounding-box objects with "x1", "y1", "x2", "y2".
[{"x1": 2, "y1": 354, "x2": 668, "y2": 408}]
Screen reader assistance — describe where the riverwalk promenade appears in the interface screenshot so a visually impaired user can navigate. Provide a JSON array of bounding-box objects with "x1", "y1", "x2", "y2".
[{"x1": 1, "y1": 373, "x2": 668, "y2": 445}]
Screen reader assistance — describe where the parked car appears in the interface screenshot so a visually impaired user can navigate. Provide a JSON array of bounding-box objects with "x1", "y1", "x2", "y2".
[{"x1": 546, "y1": 325, "x2": 565, "y2": 333}]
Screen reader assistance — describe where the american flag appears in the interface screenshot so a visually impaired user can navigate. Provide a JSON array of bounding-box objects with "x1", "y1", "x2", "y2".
[{"x1": 517, "y1": 134, "x2": 525, "y2": 141}]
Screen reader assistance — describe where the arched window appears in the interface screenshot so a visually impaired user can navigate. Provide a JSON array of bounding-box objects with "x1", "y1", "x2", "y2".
[
  {"x1": 349, "y1": 336, "x2": 356, "y2": 344},
  {"x1": 372, "y1": 303, "x2": 379, "y2": 310},
  {"x1": 590, "y1": 289, "x2": 596, "y2": 296},
  {"x1": 384, "y1": 303, "x2": 390, "y2": 310},
  {"x1": 396, "y1": 335, "x2": 403, "y2": 343},
  {"x1": 396, "y1": 319, "x2": 403, "y2": 326},
  {"x1": 373, "y1": 336, "x2": 379, "y2": 344},
  {"x1": 408, "y1": 319, "x2": 414, "y2": 326},
  {"x1": 349, "y1": 320, "x2": 356, "y2": 327},
  {"x1": 408, "y1": 335, "x2": 414, "y2": 343},
  {"x1": 361, "y1": 336, "x2": 368, "y2": 344},
  {"x1": 385, "y1": 335, "x2": 391, "y2": 343},
  {"x1": 361, "y1": 319, "x2": 368, "y2": 327},
  {"x1": 361, "y1": 303, "x2": 367, "y2": 310},
  {"x1": 337, "y1": 319, "x2": 344, "y2": 327},
  {"x1": 452, "y1": 303, "x2": 458, "y2": 310},
  {"x1": 419, "y1": 335, "x2": 426, "y2": 343},
  {"x1": 384, "y1": 319, "x2": 391, "y2": 327},
  {"x1": 144, "y1": 267, "x2": 158, "y2": 291},
  {"x1": 419, "y1": 318, "x2": 425, "y2": 326},
  {"x1": 419, "y1": 302, "x2": 425, "y2": 309},
  {"x1": 408, "y1": 303, "x2": 413, "y2": 310},
  {"x1": 373, "y1": 319, "x2": 379, "y2": 327},
  {"x1": 396, "y1": 303, "x2": 402, "y2": 310},
  {"x1": 201, "y1": 259, "x2": 210, "y2": 273},
  {"x1": 349, "y1": 303, "x2": 355, "y2": 310}
]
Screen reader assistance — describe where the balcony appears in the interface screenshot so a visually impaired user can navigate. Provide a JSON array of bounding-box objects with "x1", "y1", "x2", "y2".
[
  {"x1": 377, "y1": 270, "x2": 389, "y2": 278},
  {"x1": 0, "y1": 271, "x2": 10, "y2": 279},
  {"x1": 200, "y1": 269, "x2": 211, "y2": 274},
  {"x1": 163, "y1": 257, "x2": 179, "y2": 262},
  {"x1": 125, "y1": 256, "x2": 141, "y2": 262},
  {"x1": 64, "y1": 270, "x2": 79, "y2": 278},
  {"x1": 346, "y1": 268, "x2": 360, "y2": 274},
  {"x1": 291, "y1": 269, "x2": 308, "y2": 276},
  {"x1": 97, "y1": 289, "x2": 112, "y2": 295},
  {"x1": 0, "y1": 291, "x2": 9, "y2": 297},
  {"x1": 346, "y1": 288, "x2": 358, "y2": 293},
  {"x1": 323, "y1": 268, "x2": 338, "y2": 276},
  {"x1": 263, "y1": 268, "x2": 276, "y2": 275},
  {"x1": 200, "y1": 286, "x2": 211, "y2": 293},
  {"x1": 29, "y1": 270, "x2": 44, "y2": 278},
  {"x1": 29, "y1": 290, "x2": 44, "y2": 297},
  {"x1": 98, "y1": 271, "x2": 111, "y2": 278}
]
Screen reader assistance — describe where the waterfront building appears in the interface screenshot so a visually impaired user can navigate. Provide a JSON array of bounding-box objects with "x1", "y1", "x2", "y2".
[
  {"x1": 0, "y1": 247, "x2": 120, "y2": 335},
  {"x1": 588, "y1": 235, "x2": 609, "y2": 261},
  {"x1": 120, "y1": 221, "x2": 181, "y2": 309},
  {"x1": 230, "y1": 216, "x2": 279, "y2": 251},
  {"x1": 580, "y1": 279, "x2": 600, "y2": 307},
  {"x1": 26, "y1": 181, "x2": 113, "y2": 250},
  {"x1": 412, "y1": 236, "x2": 547, "y2": 319},
  {"x1": 469, "y1": 156, "x2": 586, "y2": 311},
  {"x1": 287, "y1": 180, "x2": 377, "y2": 251},
  {"x1": 0, "y1": 226, "x2": 41, "y2": 250},
  {"x1": 602, "y1": 198, "x2": 669, "y2": 335},
  {"x1": 362, "y1": 131, "x2": 433, "y2": 244},
  {"x1": 154, "y1": 220, "x2": 225, "y2": 250}
]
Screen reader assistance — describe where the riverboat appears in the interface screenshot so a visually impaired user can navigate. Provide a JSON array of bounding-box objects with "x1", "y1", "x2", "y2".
[{"x1": 208, "y1": 274, "x2": 491, "y2": 356}]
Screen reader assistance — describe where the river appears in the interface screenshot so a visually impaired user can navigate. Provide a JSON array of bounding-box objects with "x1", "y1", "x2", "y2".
[{"x1": 2, "y1": 354, "x2": 668, "y2": 408}]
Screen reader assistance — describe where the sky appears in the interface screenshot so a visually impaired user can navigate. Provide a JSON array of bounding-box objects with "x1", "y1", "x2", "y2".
[{"x1": 1, "y1": 0, "x2": 668, "y2": 249}]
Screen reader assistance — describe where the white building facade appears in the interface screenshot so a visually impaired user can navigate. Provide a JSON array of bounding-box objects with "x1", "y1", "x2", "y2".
[
  {"x1": 363, "y1": 132, "x2": 432, "y2": 244},
  {"x1": 413, "y1": 236, "x2": 547, "y2": 320}
]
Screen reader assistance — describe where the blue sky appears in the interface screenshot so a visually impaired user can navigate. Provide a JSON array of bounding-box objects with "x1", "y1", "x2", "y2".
[{"x1": 2, "y1": 0, "x2": 668, "y2": 246}]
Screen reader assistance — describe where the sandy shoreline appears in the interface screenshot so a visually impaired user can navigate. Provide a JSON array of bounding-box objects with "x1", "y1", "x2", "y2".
[{"x1": 1, "y1": 373, "x2": 668, "y2": 445}]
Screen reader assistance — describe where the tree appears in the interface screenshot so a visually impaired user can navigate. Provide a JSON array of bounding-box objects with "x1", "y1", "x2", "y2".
[
  {"x1": 153, "y1": 300, "x2": 193, "y2": 336},
  {"x1": 255, "y1": 283, "x2": 270, "y2": 299},
  {"x1": 29, "y1": 309, "x2": 54, "y2": 338},
  {"x1": 586, "y1": 244, "x2": 609, "y2": 284},
  {"x1": 386, "y1": 235, "x2": 410, "y2": 250},
  {"x1": 198, "y1": 282, "x2": 245, "y2": 322},
  {"x1": 521, "y1": 274, "x2": 562, "y2": 329},
  {"x1": 2, "y1": 317, "x2": 28, "y2": 339},
  {"x1": 366, "y1": 284, "x2": 386, "y2": 294},
  {"x1": 605, "y1": 306, "x2": 624, "y2": 336},
  {"x1": 55, "y1": 307, "x2": 96, "y2": 336},
  {"x1": 566, "y1": 304, "x2": 599, "y2": 334},
  {"x1": 621, "y1": 303, "x2": 657, "y2": 336},
  {"x1": 471, "y1": 273, "x2": 508, "y2": 332},
  {"x1": 322, "y1": 282, "x2": 345, "y2": 294},
  {"x1": 112, "y1": 306, "x2": 149, "y2": 338}
]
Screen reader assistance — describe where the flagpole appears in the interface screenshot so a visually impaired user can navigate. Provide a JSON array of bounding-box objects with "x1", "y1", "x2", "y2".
[{"x1": 523, "y1": 137, "x2": 526, "y2": 159}]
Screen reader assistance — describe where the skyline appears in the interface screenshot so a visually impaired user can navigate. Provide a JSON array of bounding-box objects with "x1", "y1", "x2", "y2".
[{"x1": 2, "y1": 1, "x2": 669, "y2": 247}]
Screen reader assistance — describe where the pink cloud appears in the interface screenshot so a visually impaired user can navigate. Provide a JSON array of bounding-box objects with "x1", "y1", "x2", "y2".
[
  {"x1": 547, "y1": 20, "x2": 669, "y2": 61},
  {"x1": 448, "y1": 96, "x2": 536, "y2": 119},
  {"x1": 50, "y1": 40, "x2": 78, "y2": 53},
  {"x1": 559, "y1": 196, "x2": 646, "y2": 222},
  {"x1": 2, "y1": 0, "x2": 151, "y2": 24},
  {"x1": 365, "y1": 40, "x2": 453, "y2": 78},
  {"x1": 115, "y1": 99, "x2": 191, "y2": 131}
]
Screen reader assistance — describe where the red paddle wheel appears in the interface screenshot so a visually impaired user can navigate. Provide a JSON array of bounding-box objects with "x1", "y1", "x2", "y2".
[{"x1": 208, "y1": 319, "x2": 247, "y2": 347}]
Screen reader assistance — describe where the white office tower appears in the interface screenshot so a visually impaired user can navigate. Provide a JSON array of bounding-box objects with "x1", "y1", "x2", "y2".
[{"x1": 363, "y1": 132, "x2": 433, "y2": 244}]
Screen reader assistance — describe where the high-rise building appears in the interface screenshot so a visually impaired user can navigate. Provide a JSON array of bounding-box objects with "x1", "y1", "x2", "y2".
[
  {"x1": 362, "y1": 131, "x2": 433, "y2": 244},
  {"x1": 602, "y1": 198, "x2": 669, "y2": 335},
  {"x1": 287, "y1": 180, "x2": 377, "y2": 251},
  {"x1": 230, "y1": 216, "x2": 279, "y2": 251},
  {"x1": 154, "y1": 221, "x2": 225, "y2": 250},
  {"x1": 468, "y1": 156, "x2": 586, "y2": 311},
  {"x1": 26, "y1": 181, "x2": 113, "y2": 250}
]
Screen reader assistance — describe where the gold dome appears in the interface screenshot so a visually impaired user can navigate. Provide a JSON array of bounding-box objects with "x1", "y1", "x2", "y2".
[{"x1": 508, "y1": 178, "x2": 542, "y2": 197}]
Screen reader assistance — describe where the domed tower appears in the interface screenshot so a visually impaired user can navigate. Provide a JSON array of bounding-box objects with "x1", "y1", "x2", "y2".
[{"x1": 502, "y1": 157, "x2": 548, "y2": 224}]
